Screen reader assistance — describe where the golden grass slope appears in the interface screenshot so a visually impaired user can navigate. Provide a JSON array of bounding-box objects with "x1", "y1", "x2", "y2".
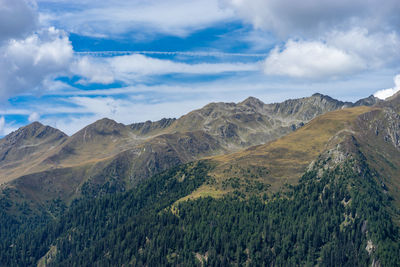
[{"x1": 181, "y1": 106, "x2": 377, "y2": 201}]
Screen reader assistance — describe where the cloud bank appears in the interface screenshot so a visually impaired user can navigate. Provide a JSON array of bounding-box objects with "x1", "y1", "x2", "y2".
[
  {"x1": 38, "y1": 0, "x2": 234, "y2": 37},
  {"x1": 223, "y1": 0, "x2": 400, "y2": 38},
  {"x1": 73, "y1": 54, "x2": 260, "y2": 84}
]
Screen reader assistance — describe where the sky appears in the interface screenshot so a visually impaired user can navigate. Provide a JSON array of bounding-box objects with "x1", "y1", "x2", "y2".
[{"x1": 0, "y1": 0, "x2": 400, "y2": 136}]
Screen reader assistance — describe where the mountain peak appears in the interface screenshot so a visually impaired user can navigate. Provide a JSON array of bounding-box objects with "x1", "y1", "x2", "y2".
[
  {"x1": 353, "y1": 95, "x2": 382, "y2": 107},
  {"x1": 95, "y1": 117, "x2": 121, "y2": 125},
  {"x1": 0, "y1": 122, "x2": 68, "y2": 172},
  {"x1": 1, "y1": 122, "x2": 66, "y2": 145},
  {"x1": 79, "y1": 118, "x2": 126, "y2": 137},
  {"x1": 311, "y1": 92, "x2": 324, "y2": 97},
  {"x1": 15, "y1": 121, "x2": 45, "y2": 134},
  {"x1": 26, "y1": 121, "x2": 44, "y2": 128},
  {"x1": 239, "y1": 96, "x2": 265, "y2": 108},
  {"x1": 311, "y1": 93, "x2": 342, "y2": 103},
  {"x1": 89, "y1": 118, "x2": 126, "y2": 129}
]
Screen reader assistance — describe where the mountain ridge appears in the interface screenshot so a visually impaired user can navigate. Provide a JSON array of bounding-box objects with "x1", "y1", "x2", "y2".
[{"x1": 0, "y1": 93, "x2": 381, "y2": 206}]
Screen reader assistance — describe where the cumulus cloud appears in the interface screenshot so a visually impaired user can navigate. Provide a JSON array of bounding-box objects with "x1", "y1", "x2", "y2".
[
  {"x1": 223, "y1": 0, "x2": 400, "y2": 38},
  {"x1": 72, "y1": 54, "x2": 260, "y2": 84},
  {"x1": 28, "y1": 112, "x2": 40, "y2": 122},
  {"x1": 39, "y1": 0, "x2": 234, "y2": 37},
  {"x1": 263, "y1": 28, "x2": 400, "y2": 79},
  {"x1": 0, "y1": 27, "x2": 73, "y2": 100},
  {"x1": 327, "y1": 28, "x2": 400, "y2": 68},
  {"x1": 0, "y1": 0, "x2": 38, "y2": 42},
  {"x1": 72, "y1": 57, "x2": 115, "y2": 84},
  {"x1": 374, "y1": 74, "x2": 400, "y2": 100},
  {"x1": 264, "y1": 40, "x2": 364, "y2": 79}
]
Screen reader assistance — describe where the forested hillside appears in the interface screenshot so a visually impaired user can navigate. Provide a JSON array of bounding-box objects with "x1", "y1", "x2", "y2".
[{"x1": 1, "y1": 142, "x2": 399, "y2": 266}]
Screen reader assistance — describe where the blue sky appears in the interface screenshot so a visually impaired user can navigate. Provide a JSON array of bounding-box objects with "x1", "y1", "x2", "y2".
[{"x1": 0, "y1": 0, "x2": 400, "y2": 136}]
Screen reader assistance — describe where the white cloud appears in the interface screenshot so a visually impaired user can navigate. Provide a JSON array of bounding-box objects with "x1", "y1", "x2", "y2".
[
  {"x1": 263, "y1": 28, "x2": 400, "y2": 79},
  {"x1": 221, "y1": 0, "x2": 400, "y2": 79},
  {"x1": 73, "y1": 54, "x2": 260, "y2": 84},
  {"x1": 38, "y1": 0, "x2": 234, "y2": 37},
  {"x1": 0, "y1": 0, "x2": 38, "y2": 42},
  {"x1": 0, "y1": 27, "x2": 73, "y2": 100},
  {"x1": 327, "y1": 28, "x2": 400, "y2": 68},
  {"x1": 73, "y1": 57, "x2": 115, "y2": 84},
  {"x1": 28, "y1": 112, "x2": 40, "y2": 122},
  {"x1": 0, "y1": 116, "x2": 4, "y2": 135},
  {"x1": 374, "y1": 74, "x2": 400, "y2": 100},
  {"x1": 264, "y1": 40, "x2": 364, "y2": 79},
  {"x1": 223, "y1": 0, "x2": 400, "y2": 38}
]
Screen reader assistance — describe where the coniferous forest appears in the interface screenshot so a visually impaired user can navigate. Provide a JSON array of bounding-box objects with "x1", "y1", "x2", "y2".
[{"x1": 0, "y1": 158, "x2": 399, "y2": 266}]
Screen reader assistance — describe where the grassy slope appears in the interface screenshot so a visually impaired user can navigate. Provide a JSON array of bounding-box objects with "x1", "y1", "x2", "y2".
[
  {"x1": 181, "y1": 106, "x2": 376, "y2": 200},
  {"x1": 0, "y1": 123, "x2": 67, "y2": 184}
]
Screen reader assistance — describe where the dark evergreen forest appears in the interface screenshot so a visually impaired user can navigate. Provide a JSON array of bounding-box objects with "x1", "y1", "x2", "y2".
[{"x1": 0, "y1": 159, "x2": 399, "y2": 266}]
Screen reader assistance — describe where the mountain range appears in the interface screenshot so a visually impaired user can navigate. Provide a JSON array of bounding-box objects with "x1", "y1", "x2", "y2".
[
  {"x1": 1, "y1": 92, "x2": 400, "y2": 266},
  {"x1": 0, "y1": 93, "x2": 380, "y2": 203}
]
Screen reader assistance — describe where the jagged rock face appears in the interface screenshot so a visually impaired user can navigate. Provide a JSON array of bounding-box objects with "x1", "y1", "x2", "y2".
[
  {"x1": 307, "y1": 134, "x2": 365, "y2": 179},
  {"x1": 356, "y1": 95, "x2": 400, "y2": 151},
  {"x1": 269, "y1": 93, "x2": 352, "y2": 121},
  {"x1": 375, "y1": 109, "x2": 400, "y2": 149},
  {"x1": 170, "y1": 93, "x2": 363, "y2": 150}
]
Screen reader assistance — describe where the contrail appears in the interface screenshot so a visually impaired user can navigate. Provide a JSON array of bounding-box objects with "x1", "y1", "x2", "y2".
[{"x1": 74, "y1": 51, "x2": 268, "y2": 57}]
